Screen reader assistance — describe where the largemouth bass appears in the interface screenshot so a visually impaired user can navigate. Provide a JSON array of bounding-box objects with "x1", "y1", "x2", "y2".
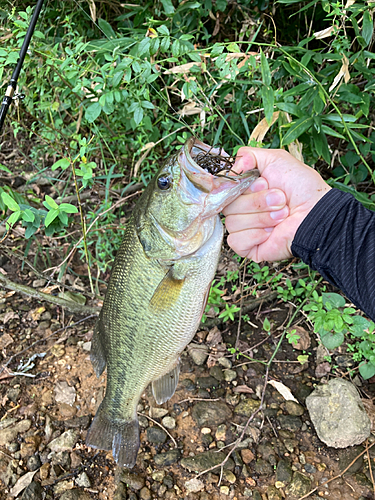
[{"x1": 86, "y1": 137, "x2": 259, "y2": 467}]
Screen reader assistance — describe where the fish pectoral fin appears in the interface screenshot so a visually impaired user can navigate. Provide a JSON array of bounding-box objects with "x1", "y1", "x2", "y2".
[
  {"x1": 86, "y1": 401, "x2": 140, "y2": 468},
  {"x1": 90, "y1": 319, "x2": 107, "y2": 377},
  {"x1": 149, "y1": 268, "x2": 185, "y2": 312},
  {"x1": 152, "y1": 363, "x2": 180, "y2": 404}
]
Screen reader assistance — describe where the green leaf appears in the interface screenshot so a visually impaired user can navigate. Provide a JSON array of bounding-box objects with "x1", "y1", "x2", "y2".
[
  {"x1": 321, "y1": 124, "x2": 345, "y2": 140},
  {"x1": 276, "y1": 102, "x2": 303, "y2": 117},
  {"x1": 281, "y1": 117, "x2": 313, "y2": 146},
  {"x1": 161, "y1": 0, "x2": 175, "y2": 14},
  {"x1": 44, "y1": 208, "x2": 59, "y2": 227},
  {"x1": 7, "y1": 210, "x2": 21, "y2": 227},
  {"x1": 211, "y1": 43, "x2": 224, "y2": 58},
  {"x1": 85, "y1": 102, "x2": 102, "y2": 123},
  {"x1": 321, "y1": 331, "x2": 345, "y2": 350},
  {"x1": 51, "y1": 158, "x2": 70, "y2": 171},
  {"x1": 23, "y1": 209, "x2": 35, "y2": 223},
  {"x1": 98, "y1": 18, "x2": 116, "y2": 39},
  {"x1": 133, "y1": 106, "x2": 144, "y2": 125},
  {"x1": 314, "y1": 130, "x2": 330, "y2": 163},
  {"x1": 112, "y1": 71, "x2": 123, "y2": 87},
  {"x1": 0, "y1": 163, "x2": 11, "y2": 173},
  {"x1": 1, "y1": 192, "x2": 20, "y2": 212},
  {"x1": 157, "y1": 25, "x2": 170, "y2": 36},
  {"x1": 137, "y1": 37, "x2": 151, "y2": 57},
  {"x1": 44, "y1": 195, "x2": 59, "y2": 210},
  {"x1": 59, "y1": 203, "x2": 78, "y2": 214},
  {"x1": 359, "y1": 361, "x2": 375, "y2": 380},
  {"x1": 58, "y1": 211, "x2": 68, "y2": 225},
  {"x1": 362, "y1": 11, "x2": 373, "y2": 46},
  {"x1": 172, "y1": 39, "x2": 180, "y2": 57},
  {"x1": 322, "y1": 292, "x2": 345, "y2": 308},
  {"x1": 261, "y1": 85, "x2": 274, "y2": 126},
  {"x1": 141, "y1": 100, "x2": 154, "y2": 109},
  {"x1": 260, "y1": 50, "x2": 271, "y2": 87}
]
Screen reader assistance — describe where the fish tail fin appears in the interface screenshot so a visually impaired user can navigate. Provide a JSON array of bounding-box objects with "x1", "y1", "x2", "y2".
[
  {"x1": 90, "y1": 319, "x2": 107, "y2": 377},
  {"x1": 86, "y1": 402, "x2": 140, "y2": 468}
]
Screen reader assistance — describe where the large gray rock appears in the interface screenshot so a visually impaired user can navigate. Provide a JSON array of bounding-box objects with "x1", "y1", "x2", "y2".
[
  {"x1": 306, "y1": 378, "x2": 370, "y2": 448},
  {"x1": 192, "y1": 400, "x2": 232, "y2": 427}
]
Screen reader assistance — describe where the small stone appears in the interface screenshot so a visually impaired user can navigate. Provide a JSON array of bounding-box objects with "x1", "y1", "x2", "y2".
[
  {"x1": 180, "y1": 379, "x2": 195, "y2": 391},
  {"x1": 150, "y1": 407, "x2": 169, "y2": 419},
  {"x1": 192, "y1": 401, "x2": 232, "y2": 427},
  {"x1": 277, "y1": 415, "x2": 302, "y2": 431},
  {"x1": 59, "y1": 491, "x2": 92, "y2": 500},
  {"x1": 220, "y1": 485, "x2": 230, "y2": 495},
  {"x1": 304, "y1": 463, "x2": 317, "y2": 473},
  {"x1": 113, "y1": 482, "x2": 127, "y2": 500},
  {"x1": 253, "y1": 492, "x2": 262, "y2": 500},
  {"x1": 234, "y1": 399, "x2": 261, "y2": 417},
  {"x1": 218, "y1": 357, "x2": 232, "y2": 369},
  {"x1": 254, "y1": 459, "x2": 273, "y2": 476},
  {"x1": 267, "y1": 485, "x2": 282, "y2": 499},
  {"x1": 7, "y1": 441, "x2": 19, "y2": 452},
  {"x1": 152, "y1": 471, "x2": 165, "y2": 482},
  {"x1": 154, "y1": 449, "x2": 180, "y2": 466},
  {"x1": 0, "y1": 419, "x2": 31, "y2": 446},
  {"x1": 21, "y1": 436, "x2": 41, "y2": 458},
  {"x1": 54, "y1": 381, "x2": 76, "y2": 406},
  {"x1": 185, "y1": 478, "x2": 205, "y2": 493},
  {"x1": 48, "y1": 429, "x2": 78, "y2": 452},
  {"x1": 223, "y1": 369, "x2": 237, "y2": 382},
  {"x1": 162, "y1": 416, "x2": 176, "y2": 429},
  {"x1": 75, "y1": 471, "x2": 91, "y2": 488},
  {"x1": 146, "y1": 426, "x2": 167, "y2": 444},
  {"x1": 26, "y1": 454, "x2": 42, "y2": 471},
  {"x1": 338, "y1": 446, "x2": 364, "y2": 473},
  {"x1": 0, "y1": 417, "x2": 17, "y2": 430},
  {"x1": 139, "y1": 486, "x2": 151, "y2": 500},
  {"x1": 181, "y1": 451, "x2": 234, "y2": 472},
  {"x1": 187, "y1": 344, "x2": 209, "y2": 365},
  {"x1": 53, "y1": 480, "x2": 74, "y2": 495},
  {"x1": 119, "y1": 470, "x2": 145, "y2": 490},
  {"x1": 82, "y1": 341, "x2": 91, "y2": 351},
  {"x1": 222, "y1": 470, "x2": 236, "y2": 483},
  {"x1": 241, "y1": 449, "x2": 255, "y2": 464},
  {"x1": 201, "y1": 427, "x2": 212, "y2": 434},
  {"x1": 21, "y1": 481, "x2": 43, "y2": 500},
  {"x1": 39, "y1": 462, "x2": 50, "y2": 480},
  {"x1": 285, "y1": 472, "x2": 312, "y2": 497},
  {"x1": 285, "y1": 401, "x2": 305, "y2": 416},
  {"x1": 215, "y1": 424, "x2": 227, "y2": 441},
  {"x1": 276, "y1": 459, "x2": 293, "y2": 484},
  {"x1": 197, "y1": 376, "x2": 219, "y2": 389},
  {"x1": 210, "y1": 365, "x2": 224, "y2": 381}
]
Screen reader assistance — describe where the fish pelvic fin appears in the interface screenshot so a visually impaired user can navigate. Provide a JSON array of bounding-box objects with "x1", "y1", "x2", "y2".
[
  {"x1": 90, "y1": 319, "x2": 107, "y2": 377},
  {"x1": 152, "y1": 362, "x2": 180, "y2": 404},
  {"x1": 149, "y1": 268, "x2": 184, "y2": 312},
  {"x1": 86, "y1": 402, "x2": 140, "y2": 468}
]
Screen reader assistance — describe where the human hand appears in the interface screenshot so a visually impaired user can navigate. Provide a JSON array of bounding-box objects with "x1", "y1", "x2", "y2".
[{"x1": 223, "y1": 148, "x2": 331, "y2": 262}]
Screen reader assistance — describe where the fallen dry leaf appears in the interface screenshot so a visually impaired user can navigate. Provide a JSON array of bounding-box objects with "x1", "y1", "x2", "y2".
[
  {"x1": 250, "y1": 112, "x2": 279, "y2": 143},
  {"x1": 55, "y1": 381, "x2": 76, "y2": 406},
  {"x1": 164, "y1": 61, "x2": 202, "y2": 74},
  {"x1": 10, "y1": 470, "x2": 38, "y2": 497},
  {"x1": 2, "y1": 311, "x2": 19, "y2": 324},
  {"x1": 206, "y1": 327, "x2": 223, "y2": 345},
  {"x1": 233, "y1": 385, "x2": 254, "y2": 394},
  {"x1": 314, "y1": 26, "x2": 336, "y2": 39},
  {"x1": 28, "y1": 306, "x2": 45, "y2": 322},
  {"x1": 268, "y1": 380, "x2": 299, "y2": 402},
  {"x1": 329, "y1": 54, "x2": 350, "y2": 92},
  {"x1": 0, "y1": 333, "x2": 13, "y2": 349},
  {"x1": 315, "y1": 362, "x2": 331, "y2": 378},
  {"x1": 288, "y1": 325, "x2": 311, "y2": 350}
]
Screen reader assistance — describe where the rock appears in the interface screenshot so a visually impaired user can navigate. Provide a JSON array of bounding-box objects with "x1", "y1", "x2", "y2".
[
  {"x1": 218, "y1": 357, "x2": 232, "y2": 369},
  {"x1": 187, "y1": 344, "x2": 209, "y2": 365},
  {"x1": 150, "y1": 407, "x2": 169, "y2": 419},
  {"x1": 0, "y1": 419, "x2": 31, "y2": 446},
  {"x1": 54, "y1": 480, "x2": 74, "y2": 495},
  {"x1": 139, "y1": 487, "x2": 151, "y2": 500},
  {"x1": 240, "y1": 449, "x2": 255, "y2": 464},
  {"x1": 223, "y1": 369, "x2": 237, "y2": 382},
  {"x1": 48, "y1": 429, "x2": 78, "y2": 452},
  {"x1": 267, "y1": 485, "x2": 282, "y2": 500},
  {"x1": 59, "y1": 491, "x2": 92, "y2": 500},
  {"x1": 146, "y1": 426, "x2": 167, "y2": 444},
  {"x1": 162, "y1": 416, "x2": 176, "y2": 429},
  {"x1": 119, "y1": 470, "x2": 145, "y2": 490},
  {"x1": 39, "y1": 463, "x2": 50, "y2": 480},
  {"x1": 21, "y1": 436, "x2": 41, "y2": 458},
  {"x1": 304, "y1": 463, "x2": 316, "y2": 473},
  {"x1": 75, "y1": 471, "x2": 91, "y2": 488},
  {"x1": 152, "y1": 470, "x2": 165, "y2": 481},
  {"x1": 234, "y1": 399, "x2": 260, "y2": 417},
  {"x1": 277, "y1": 415, "x2": 302, "y2": 431},
  {"x1": 306, "y1": 379, "x2": 371, "y2": 447},
  {"x1": 54, "y1": 381, "x2": 76, "y2": 406},
  {"x1": 220, "y1": 485, "x2": 230, "y2": 495},
  {"x1": 154, "y1": 449, "x2": 180, "y2": 466},
  {"x1": 338, "y1": 446, "x2": 364, "y2": 473},
  {"x1": 181, "y1": 451, "x2": 234, "y2": 472},
  {"x1": 192, "y1": 401, "x2": 232, "y2": 427},
  {"x1": 180, "y1": 379, "x2": 195, "y2": 391},
  {"x1": 21, "y1": 481, "x2": 43, "y2": 500},
  {"x1": 0, "y1": 417, "x2": 17, "y2": 430},
  {"x1": 215, "y1": 424, "x2": 227, "y2": 441},
  {"x1": 185, "y1": 478, "x2": 205, "y2": 493},
  {"x1": 222, "y1": 470, "x2": 236, "y2": 483},
  {"x1": 62, "y1": 416, "x2": 91, "y2": 429},
  {"x1": 210, "y1": 365, "x2": 224, "y2": 381},
  {"x1": 285, "y1": 472, "x2": 311, "y2": 497},
  {"x1": 254, "y1": 459, "x2": 273, "y2": 476},
  {"x1": 26, "y1": 455, "x2": 42, "y2": 472},
  {"x1": 197, "y1": 376, "x2": 219, "y2": 389},
  {"x1": 276, "y1": 459, "x2": 293, "y2": 484},
  {"x1": 113, "y1": 482, "x2": 127, "y2": 500},
  {"x1": 285, "y1": 401, "x2": 304, "y2": 416}
]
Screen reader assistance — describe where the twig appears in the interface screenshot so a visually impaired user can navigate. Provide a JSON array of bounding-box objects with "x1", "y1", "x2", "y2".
[
  {"x1": 138, "y1": 412, "x2": 177, "y2": 448},
  {"x1": 235, "y1": 260, "x2": 247, "y2": 349},
  {"x1": 178, "y1": 397, "x2": 222, "y2": 404},
  {"x1": 0, "y1": 315, "x2": 97, "y2": 375},
  {"x1": 0, "y1": 272, "x2": 100, "y2": 315},
  {"x1": 297, "y1": 441, "x2": 375, "y2": 500},
  {"x1": 367, "y1": 439, "x2": 375, "y2": 500}
]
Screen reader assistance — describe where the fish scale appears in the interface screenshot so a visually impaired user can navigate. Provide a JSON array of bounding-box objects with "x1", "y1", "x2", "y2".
[{"x1": 86, "y1": 137, "x2": 259, "y2": 467}]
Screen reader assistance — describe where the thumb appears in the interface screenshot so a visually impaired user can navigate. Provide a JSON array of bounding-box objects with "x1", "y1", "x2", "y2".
[{"x1": 234, "y1": 147, "x2": 261, "y2": 174}]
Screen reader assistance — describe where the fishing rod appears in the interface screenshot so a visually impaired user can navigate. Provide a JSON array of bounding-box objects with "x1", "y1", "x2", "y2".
[{"x1": 0, "y1": 0, "x2": 45, "y2": 135}]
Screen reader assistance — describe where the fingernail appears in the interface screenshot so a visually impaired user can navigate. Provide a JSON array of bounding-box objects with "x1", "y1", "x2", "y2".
[
  {"x1": 264, "y1": 227, "x2": 274, "y2": 233},
  {"x1": 266, "y1": 191, "x2": 285, "y2": 208},
  {"x1": 270, "y1": 207, "x2": 288, "y2": 220}
]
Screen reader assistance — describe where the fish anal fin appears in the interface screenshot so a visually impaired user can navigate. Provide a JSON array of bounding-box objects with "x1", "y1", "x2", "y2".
[
  {"x1": 150, "y1": 268, "x2": 184, "y2": 312},
  {"x1": 86, "y1": 401, "x2": 140, "y2": 468},
  {"x1": 152, "y1": 363, "x2": 180, "y2": 404},
  {"x1": 90, "y1": 319, "x2": 107, "y2": 377},
  {"x1": 201, "y1": 280, "x2": 213, "y2": 320}
]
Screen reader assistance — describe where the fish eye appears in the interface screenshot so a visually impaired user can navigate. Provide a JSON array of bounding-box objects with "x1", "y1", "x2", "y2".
[{"x1": 157, "y1": 175, "x2": 172, "y2": 190}]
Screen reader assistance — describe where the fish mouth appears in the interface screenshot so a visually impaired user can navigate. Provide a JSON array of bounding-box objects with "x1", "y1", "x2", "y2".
[{"x1": 179, "y1": 137, "x2": 259, "y2": 216}]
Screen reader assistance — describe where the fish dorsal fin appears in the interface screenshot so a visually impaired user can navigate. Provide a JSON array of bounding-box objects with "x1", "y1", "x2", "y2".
[
  {"x1": 149, "y1": 267, "x2": 184, "y2": 312},
  {"x1": 152, "y1": 363, "x2": 180, "y2": 404}
]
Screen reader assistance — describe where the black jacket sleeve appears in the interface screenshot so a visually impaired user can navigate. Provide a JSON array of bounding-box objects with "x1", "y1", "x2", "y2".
[{"x1": 291, "y1": 188, "x2": 375, "y2": 321}]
